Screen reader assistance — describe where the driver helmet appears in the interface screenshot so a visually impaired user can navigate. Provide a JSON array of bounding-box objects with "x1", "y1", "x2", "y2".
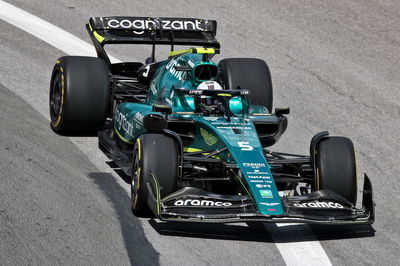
[
  {"x1": 197, "y1": 81, "x2": 223, "y2": 91},
  {"x1": 196, "y1": 81, "x2": 224, "y2": 114}
]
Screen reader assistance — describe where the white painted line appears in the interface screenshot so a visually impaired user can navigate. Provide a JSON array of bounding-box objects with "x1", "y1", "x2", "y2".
[
  {"x1": 0, "y1": 0, "x2": 119, "y2": 63},
  {"x1": 0, "y1": 1, "x2": 332, "y2": 265},
  {"x1": 265, "y1": 223, "x2": 332, "y2": 266}
]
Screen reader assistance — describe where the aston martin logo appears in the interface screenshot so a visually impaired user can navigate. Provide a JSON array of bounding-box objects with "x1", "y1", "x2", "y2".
[{"x1": 200, "y1": 128, "x2": 217, "y2": 146}]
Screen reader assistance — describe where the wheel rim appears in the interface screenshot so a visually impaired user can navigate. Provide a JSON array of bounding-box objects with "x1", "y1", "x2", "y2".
[
  {"x1": 50, "y1": 72, "x2": 62, "y2": 123},
  {"x1": 131, "y1": 155, "x2": 140, "y2": 207}
]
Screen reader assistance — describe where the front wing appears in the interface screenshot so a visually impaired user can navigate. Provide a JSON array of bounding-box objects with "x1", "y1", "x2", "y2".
[{"x1": 146, "y1": 173, "x2": 374, "y2": 225}]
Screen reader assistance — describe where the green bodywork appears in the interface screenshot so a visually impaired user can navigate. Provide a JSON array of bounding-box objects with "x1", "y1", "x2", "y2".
[{"x1": 113, "y1": 51, "x2": 283, "y2": 215}]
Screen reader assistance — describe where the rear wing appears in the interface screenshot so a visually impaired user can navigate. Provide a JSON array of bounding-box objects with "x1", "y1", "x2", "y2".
[{"x1": 87, "y1": 17, "x2": 220, "y2": 66}]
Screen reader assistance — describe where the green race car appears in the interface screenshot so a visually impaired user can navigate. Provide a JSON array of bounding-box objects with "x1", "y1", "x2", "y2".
[{"x1": 49, "y1": 17, "x2": 374, "y2": 224}]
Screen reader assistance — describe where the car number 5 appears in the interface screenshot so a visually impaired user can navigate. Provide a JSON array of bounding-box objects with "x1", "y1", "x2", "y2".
[{"x1": 238, "y1": 141, "x2": 253, "y2": 151}]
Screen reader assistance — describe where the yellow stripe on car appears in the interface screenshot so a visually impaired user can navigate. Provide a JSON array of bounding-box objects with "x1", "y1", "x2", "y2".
[
  {"x1": 114, "y1": 128, "x2": 135, "y2": 144},
  {"x1": 168, "y1": 48, "x2": 192, "y2": 57},
  {"x1": 133, "y1": 138, "x2": 142, "y2": 207},
  {"x1": 52, "y1": 63, "x2": 64, "y2": 128},
  {"x1": 168, "y1": 47, "x2": 216, "y2": 57},
  {"x1": 137, "y1": 138, "x2": 141, "y2": 160},
  {"x1": 195, "y1": 47, "x2": 215, "y2": 54},
  {"x1": 183, "y1": 147, "x2": 202, "y2": 153},
  {"x1": 93, "y1": 31, "x2": 105, "y2": 43},
  {"x1": 133, "y1": 167, "x2": 141, "y2": 207},
  {"x1": 88, "y1": 22, "x2": 105, "y2": 43},
  {"x1": 183, "y1": 147, "x2": 221, "y2": 159}
]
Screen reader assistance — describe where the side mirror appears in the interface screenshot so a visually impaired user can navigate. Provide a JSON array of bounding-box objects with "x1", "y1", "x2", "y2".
[{"x1": 275, "y1": 107, "x2": 290, "y2": 117}]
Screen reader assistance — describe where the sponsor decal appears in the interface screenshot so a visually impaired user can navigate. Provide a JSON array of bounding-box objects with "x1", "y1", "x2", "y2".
[
  {"x1": 200, "y1": 128, "x2": 217, "y2": 146},
  {"x1": 247, "y1": 171, "x2": 270, "y2": 175},
  {"x1": 174, "y1": 199, "x2": 232, "y2": 207},
  {"x1": 107, "y1": 18, "x2": 204, "y2": 34},
  {"x1": 150, "y1": 82, "x2": 157, "y2": 95},
  {"x1": 250, "y1": 180, "x2": 273, "y2": 183},
  {"x1": 268, "y1": 209, "x2": 276, "y2": 211},
  {"x1": 248, "y1": 173, "x2": 270, "y2": 179},
  {"x1": 165, "y1": 98, "x2": 173, "y2": 105},
  {"x1": 142, "y1": 65, "x2": 151, "y2": 77},
  {"x1": 165, "y1": 59, "x2": 187, "y2": 81},
  {"x1": 238, "y1": 141, "x2": 253, "y2": 151},
  {"x1": 293, "y1": 202, "x2": 344, "y2": 209},
  {"x1": 133, "y1": 112, "x2": 144, "y2": 123},
  {"x1": 204, "y1": 117, "x2": 219, "y2": 121},
  {"x1": 188, "y1": 89, "x2": 203, "y2": 95},
  {"x1": 260, "y1": 202, "x2": 280, "y2": 206},
  {"x1": 132, "y1": 112, "x2": 144, "y2": 129},
  {"x1": 248, "y1": 175, "x2": 271, "y2": 179},
  {"x1": 211, "y1": 122, "x2": 248, "y2": 126},
  {"x1": 256, "y1": 184, "x2": 271, "y2": 188},
  {"x1": 216, "y1": 126, "x2": 252, "y2": 130},
  {"x1": 243, "y1": 162, "x2": 265, "y2": 168},
  {"x1": 115, "y1": 109, "x2": 134, "y2": 136},
  {"x1": 259, "y1": 190, "x2": 273, "y2": 198}
]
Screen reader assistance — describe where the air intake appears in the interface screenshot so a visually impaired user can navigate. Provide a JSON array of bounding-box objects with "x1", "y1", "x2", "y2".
[{"x1": 193, "y1": 63, "x2": 218, "y2": 81}]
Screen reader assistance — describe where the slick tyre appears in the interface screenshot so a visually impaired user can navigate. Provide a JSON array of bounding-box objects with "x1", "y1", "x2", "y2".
[
  {"x1": 315, "y1": 136, "x2": 357, "y2": 205},
  {"x1": 219, "y1": 58, "x2": 273, "y2": 112},
  {"x1": 49, "y1": 56, "x2": 110, "y2": 136},
  {"x1": 131, "y1": 134, "x2": 179, "y2": 217}
]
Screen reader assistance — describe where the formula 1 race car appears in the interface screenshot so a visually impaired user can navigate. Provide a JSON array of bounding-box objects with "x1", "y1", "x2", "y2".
[{"x1": 49, "y1": 17, "x2": 374, "y2": 224}]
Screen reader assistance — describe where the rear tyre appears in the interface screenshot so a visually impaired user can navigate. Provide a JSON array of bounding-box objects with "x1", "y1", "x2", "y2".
[
  {"x1": 131, "y1": 134, "x2": 179, "y2": 217},
  {"x1": 49, "y1": 56, "x2": 110, "y2": 136},
  {"x1": 218, "y1": 58, "x2": 273, "y2": 112},
  {"x1": 315, "y1": 136, "x2": 357, "y2": 205}
]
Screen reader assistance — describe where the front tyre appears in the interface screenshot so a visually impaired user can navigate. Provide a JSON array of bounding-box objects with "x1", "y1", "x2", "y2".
[
  {"x1": 315, "y1": 136, "x2": 358, "y2": 205},
  {"x1": 131, "y1": 134, "x2": 179, "y2": 217}
]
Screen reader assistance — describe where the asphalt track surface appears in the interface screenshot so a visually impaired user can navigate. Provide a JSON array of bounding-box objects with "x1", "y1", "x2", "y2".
[{"x1": 0, "y1": 0, "x2": 399, "y2": 265}]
